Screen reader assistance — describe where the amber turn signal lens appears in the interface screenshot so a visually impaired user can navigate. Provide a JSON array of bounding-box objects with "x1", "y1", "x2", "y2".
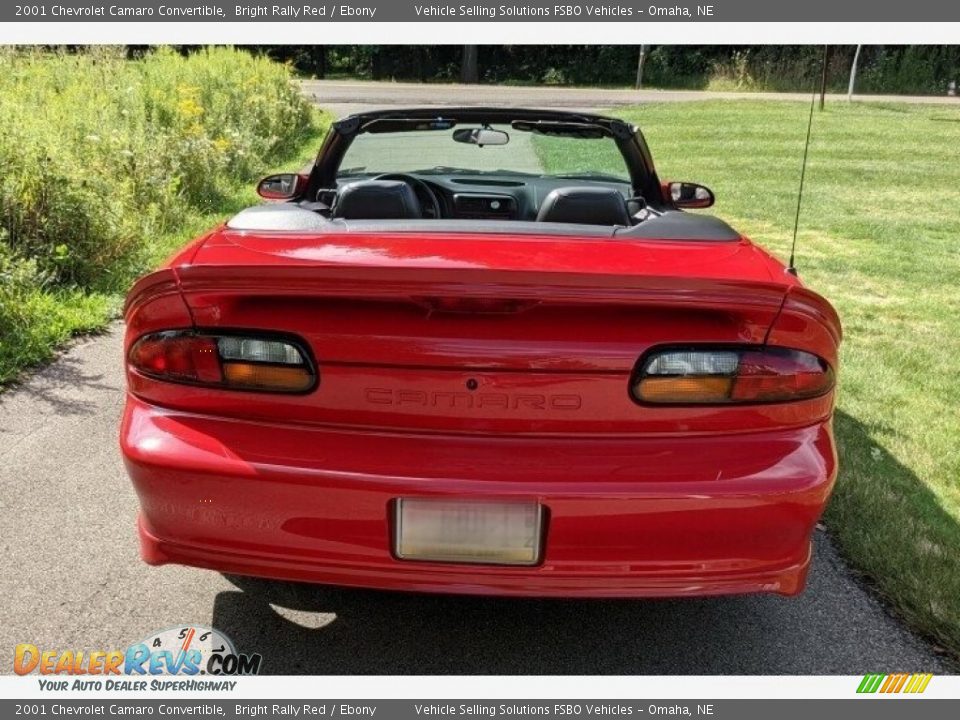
[
  {"x1": 222, "y1": 362, "x2": 314, "y2": 393},
  {"x1": 637, "y1": 376, "x2": 733, "y2": 403}
]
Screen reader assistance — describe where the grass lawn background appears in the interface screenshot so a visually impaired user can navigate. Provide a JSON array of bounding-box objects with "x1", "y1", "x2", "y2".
[{"x1": 537, "y1": 99, "x2": 960, "y2": 654}]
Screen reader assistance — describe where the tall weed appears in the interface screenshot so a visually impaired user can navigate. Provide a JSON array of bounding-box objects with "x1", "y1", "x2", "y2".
[{"x1": 0, "y1": 47, "x2": 313, "y2": 289}]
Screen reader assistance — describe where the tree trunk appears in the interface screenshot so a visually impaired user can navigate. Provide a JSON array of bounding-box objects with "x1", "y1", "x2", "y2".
[
  {"x1": 461, "y1": 45, "x2": 479, "y2": 84},
  {"x1": 847, "y1": 45, "x2": 862, "y2": 101},
  {"x1": 819, "y1": 45, "x2": 830, "y2": 110},
  {"x1": 311, "y1": 46, "x2": 327, "y2": 79},
  {"x1": 635, "y1": 45, "x2": 649, "y2": 89}
]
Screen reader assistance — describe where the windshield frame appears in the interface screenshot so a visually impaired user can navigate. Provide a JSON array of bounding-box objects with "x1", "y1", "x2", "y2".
[{"x1": 306, "y1": 107, "x2": 662, "y2": 205}]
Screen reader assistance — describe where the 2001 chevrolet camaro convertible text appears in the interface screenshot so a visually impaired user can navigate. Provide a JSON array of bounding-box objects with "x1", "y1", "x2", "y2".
[{"x1": 121, "y1": 108, "x2": 841, "y2": 597}]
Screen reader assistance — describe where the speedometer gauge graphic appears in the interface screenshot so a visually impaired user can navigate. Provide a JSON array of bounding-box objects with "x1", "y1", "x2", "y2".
[{"x1": 135, "y1": 625, "x2": 236, "y2": 674}]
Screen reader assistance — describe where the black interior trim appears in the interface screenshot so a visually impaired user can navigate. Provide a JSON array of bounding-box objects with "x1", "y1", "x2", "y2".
[
  {"x1": 333, "y1": 180, "x2": 422, "y2": 220},
  {"x1": 615, "y1": 211, "x2": 741, "y2": 241},
  {"x1": 536, "y1": 187, "x2": 631, "y2": 227}
]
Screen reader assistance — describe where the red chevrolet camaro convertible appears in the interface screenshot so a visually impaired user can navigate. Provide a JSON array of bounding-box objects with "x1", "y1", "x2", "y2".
[{"x1": 122, "y1": 108, "x2": 840, "y2": 597}]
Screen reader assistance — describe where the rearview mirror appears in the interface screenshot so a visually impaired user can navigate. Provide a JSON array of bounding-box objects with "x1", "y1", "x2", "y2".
[
  {"x1": 452, "y1": 127, "x2": 510, "y2": 147},
  {"x1": 665, "y1": 181, "x2": 715, "y2": 209},
  {"x1": 257, "y1": 173, "x2": 304, "y2": 200}
]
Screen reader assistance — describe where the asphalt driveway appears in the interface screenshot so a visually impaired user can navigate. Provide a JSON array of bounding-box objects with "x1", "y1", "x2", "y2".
[{"x1": 0, "y1": 325, "x2": 953, "y2": 675}]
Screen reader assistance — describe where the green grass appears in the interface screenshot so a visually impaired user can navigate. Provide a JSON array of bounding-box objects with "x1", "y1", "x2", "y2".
[
  {"x1": 0, "y1": 286, "x2": 116, "y2": 382},
  {"x1": 535, "y1": 99, "x2": 960, "y2": 655}
]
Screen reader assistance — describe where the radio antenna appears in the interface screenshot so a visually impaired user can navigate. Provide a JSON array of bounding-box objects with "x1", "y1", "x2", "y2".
[{"x1": 788, "y1": 83, "x2": 818, "y2": 275}]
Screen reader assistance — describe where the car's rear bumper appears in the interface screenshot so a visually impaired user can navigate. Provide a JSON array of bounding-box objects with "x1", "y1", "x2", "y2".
[{"x1": 122, "y1": 395, "x2": 836, "y2": 598}]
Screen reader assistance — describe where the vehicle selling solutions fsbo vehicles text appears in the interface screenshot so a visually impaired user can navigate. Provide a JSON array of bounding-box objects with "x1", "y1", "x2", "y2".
[
  {"x1": 414, "y1": 5, "x2": 631, "y2": 18},
  {"x1": 411, "y1": 5, "x2": 714, "y2": 18}
]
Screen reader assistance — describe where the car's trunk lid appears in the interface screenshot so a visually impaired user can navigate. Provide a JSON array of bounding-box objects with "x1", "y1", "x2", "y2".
[{"x1": 171, "y1": 229, "x2": 795, "y2": 434}]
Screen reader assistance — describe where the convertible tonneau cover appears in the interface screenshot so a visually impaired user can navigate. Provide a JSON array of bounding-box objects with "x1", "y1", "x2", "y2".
[{"x1": 227, "y1": 204, "x2": 742, "y2": 242}]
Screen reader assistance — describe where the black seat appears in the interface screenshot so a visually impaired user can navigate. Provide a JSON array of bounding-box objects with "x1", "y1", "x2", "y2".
[
  {"x1": 333, "y1": 180, "x2": 422, "y2": 220},
  {"x1": 536, "y1": 186, "x2": 631, "y2": 226}
]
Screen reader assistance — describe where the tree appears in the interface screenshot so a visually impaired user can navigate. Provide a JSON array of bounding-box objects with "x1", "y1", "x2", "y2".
[
  {"x1": 847, "y1": 45, "x2": 862, "y2": 101},
  {"x1": 819, "y1": 45, "x2": 829, "y2": 110},
  {"x1": 635, "y1": 45, "x2": 649, "y2": 89},
  {"x1": 461, "y1": 45, "x2": 479, "y2": 84}
]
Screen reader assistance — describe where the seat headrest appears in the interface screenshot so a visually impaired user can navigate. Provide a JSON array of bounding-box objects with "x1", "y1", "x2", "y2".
[
  {"x1": 333, "y1": 180, "x2": 422, "y2": 220},
  {"x1": 536, "y1": 186, "x2": 631, "y2": 227}
]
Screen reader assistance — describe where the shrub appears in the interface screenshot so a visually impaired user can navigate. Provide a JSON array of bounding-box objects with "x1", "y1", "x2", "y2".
[{"x1": 0, "y1": 47, "x2": 314, "y2": 290}]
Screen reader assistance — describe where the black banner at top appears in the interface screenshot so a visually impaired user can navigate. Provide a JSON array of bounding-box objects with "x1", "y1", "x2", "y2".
[{"x1": 6, "y1": 0, "x2": 959, "y2": 23}]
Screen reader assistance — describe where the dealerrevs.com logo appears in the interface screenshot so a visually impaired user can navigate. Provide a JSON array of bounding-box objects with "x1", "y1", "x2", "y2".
[{"x1": 14, "y1": 625, "x2": 262, "y2": 678}]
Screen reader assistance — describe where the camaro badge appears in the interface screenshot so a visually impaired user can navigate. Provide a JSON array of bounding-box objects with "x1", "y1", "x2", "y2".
[{"x1": 364, "y1": 388, "x2": 583, "y2": 411}]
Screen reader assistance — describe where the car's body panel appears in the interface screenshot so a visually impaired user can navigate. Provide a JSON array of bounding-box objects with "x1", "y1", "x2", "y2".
[
  {"x1": 123, "y1": 395, "x2": 835, "y2": 597},
  {"x1": 193, "y1": 227, "x2": 785, "y2": 279},
  {"x1": 121, "y1": 107, "x2": 840, "y2": 598},
  {"x1": 125, "y1": 229, "x2": 836, "y2": 436}
]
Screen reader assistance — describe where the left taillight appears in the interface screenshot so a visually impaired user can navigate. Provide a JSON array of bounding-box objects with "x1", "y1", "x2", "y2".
[
  {"x1": 632, "y1": 346, "x2": 834, "y2": 405},
  {"x1": 128, "y1": 331, "x2": 316, "y2": 393}
]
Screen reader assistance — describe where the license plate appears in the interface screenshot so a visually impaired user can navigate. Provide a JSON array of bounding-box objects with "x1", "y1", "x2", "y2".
[{"x1": 394, "y1": 499, "x2": 543, "y2": 565}]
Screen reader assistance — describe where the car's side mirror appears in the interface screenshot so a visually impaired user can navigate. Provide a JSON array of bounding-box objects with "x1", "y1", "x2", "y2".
[
  {"x1": 664, "y1": 181, "x2": 715, "y2": 209},
  {"x1": 256, "y1": 173, "x2": 305, "y2": 200}
]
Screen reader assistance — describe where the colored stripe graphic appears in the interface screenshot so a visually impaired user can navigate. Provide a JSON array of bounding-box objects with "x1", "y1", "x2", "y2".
[
  {"x1": 181, "y1": 627, "x2": 196, "y2": 652},
  {"x1": 857, "y1": 673, "x2": 933, "y2": 694}
]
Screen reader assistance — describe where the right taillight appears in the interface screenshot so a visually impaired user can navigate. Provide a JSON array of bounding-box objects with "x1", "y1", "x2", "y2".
[{"x1": 632, "y1": 346, "x2": 834, "y2": 405}]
